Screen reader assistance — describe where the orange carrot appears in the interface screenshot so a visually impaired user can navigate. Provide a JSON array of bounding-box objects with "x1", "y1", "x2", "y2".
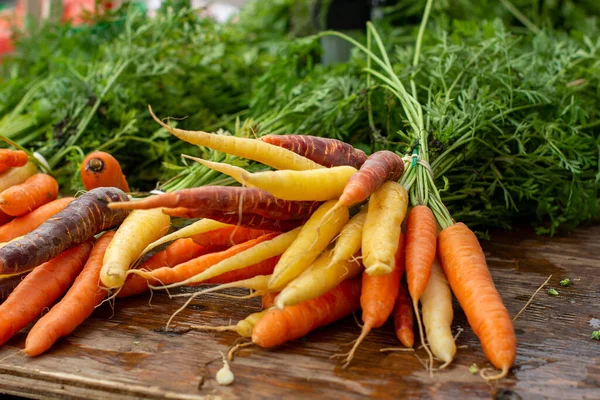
[
  {"x1": 335, "y1": 150, "x2": 404, "y2": 209},
  {"x1": 163, "y1": 208, "x2": 306, "y2": 231},
  {"x1": 191, "y1": 226, "x2": 275, "y2": 247},
  {"x1": 0, "y1": 197, "x2": 73, "y2": 243},
  {"x1": 0, "y1": 173, "x2": 59, "y2": 216},
  {"x1": 0, "y1": 149, "x2": 28, "y2": 174},
  {"x1": 438, "y1": 222, "x2": 516, "y2": 380},
  {"x1": 109, "y1": 187, "x2": 321, "y2": 221},
  {"x1": 117, "y1": 239, "x2": 220, "y2": 298},
  {"x1": 80, "y1": 151, "x2": 130, "y2": 192},
  {"x1": 24, "y1": 232, "x2": 115, "y2": 356},
  {"x1": 120, "y1": 234, "x2": 278, "y2": 294},
  {"x1": 201, "y1": 256, "x2": 279, "y2": 285},
  {"x1": 405, "y1": 205, "x2": 437, "y2": 302},
  {"x1": 252, "y1": 278, "x2": 362, "y2": 348},
  {"x1": 337, "y1": 233, "x2": 405, "y2": 367},
  {"x1": 261, "y1": 292, "x2": 278, "y2": 309},
  {"x1": 259, "y1": 134, "x2": 367, "y2": 169},
  {"x1": 0, "y1": 241, "x2": 94, "y2": 346},
  {"x1": 393, "y1": 281, "x2": 414, "y2": 348}
]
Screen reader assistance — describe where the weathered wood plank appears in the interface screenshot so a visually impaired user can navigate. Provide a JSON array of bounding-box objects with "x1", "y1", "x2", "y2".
[{"x1": 0, "y1": 225, "x2": 598, "y2": 399}]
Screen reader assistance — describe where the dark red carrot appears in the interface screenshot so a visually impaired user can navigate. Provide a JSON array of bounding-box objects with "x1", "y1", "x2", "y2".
[
  {"x1": 0, "y1": 241, "x2": 94, "y2": 346},
  {"x1": 80, "y1": 151, "x2": 130, "y2": 192},
  {"x1": 336, "y1": 150, "x2": 405, "y2": 208},
  {"x1": 163, "y1": 208, "x2": 306, "y2": 231},
  {"x1": 0, "y1": 187, "x2": 130, "y2": 275},
  {"x1": 251, "y1": 278, "x2": 362, "y2": 348},
  {"x1": 191, "y1": 225, "x2": 274, "y2": 247},
  {"x1": 24, "y1": 232, "x2": 116, "y2": 356},
  {"x1": 259, "y1": 134, "x2": 367, "y2": 169},
  {"x1": 0, "y1": 149, "x2": 28, "y2": 174},
  {"x1": 393, "y1": 281, "x2": 414, "y2": 348},
  {"x1": 109, "y1": 187, "x2": 322, "y2": 220}
]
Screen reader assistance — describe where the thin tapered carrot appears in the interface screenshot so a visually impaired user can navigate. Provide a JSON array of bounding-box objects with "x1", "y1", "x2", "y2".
[
  {"x1": 0, "y1": 162, "x2": 37, "y2": 193},
  {"x1": 201, "y1": 256, "x2": 278, "y2": 285},
  {"x1": 109, "y1": 187, "x2": 322, "y2": 221},
  {"x1": 80, "y1": 151, "x2": 130, "y2": 192},
  {"x1": 191, "y1": 226, "x2": 274, "y2": 247},
  {"x1": 0, "y1": 173, "x2": 59, "y2": 216},
  {"x1": 335, "y1": 234, "x2": 405, "y2": 368},
  {"x1": 126, "y1": 234, "x2": 279, "y2": 289},
  {"x1": 327, "y1": 207, "x2": 367, "y2": 269},
  {"x1": 438, "y1": 222, "x2": 516, "y2": 380},
  {"x1": 117, "y1": 239, "x2": 219, "y2": 298},
  {"x1": 393, "y1": 281, "x2": 414, "y2": 348},
  {"x1": 259, "y1": 134, "x2": 367, "y2": 169},
  {"x1": 163, "y1": 208, "x2": 306, "y2": 231},
  {"x1": 0, "y1": 149, "x2": 28, "y2": 174},
  {"x1": 262, "y1": 292, "x2": 278, "y2": 309},
  {"x1": 0, "y1": 241, "x2": 94, "y2": 346},
  {"x1": 149, "y1": 105, "x2": 323, "y2": 171},
  {"x1": 24, "y1": 232, "x2": 116, "y2": 356},
  {"x1": 0, "y1": 210, "x2": 12, "y2": 227},
  {"x1": 252, "y1": 278, "x2": 362, "y2": 348},
  {"x1": 0, "y1": 197, "x2": 73, "y2": 243},
  {"x1": 186, "y1": 156, "x2": 357, "y2": 202},
  {"x1": 405, "y1": 205, "x2": 437, "y2": 302},
  {"x1": 335, "y1": 150, "x2": 404, "y2": 209}
]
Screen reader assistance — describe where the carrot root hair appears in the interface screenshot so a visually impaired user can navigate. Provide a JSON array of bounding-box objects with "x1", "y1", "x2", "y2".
[
  {"x1": 330, "y1": 322, "x2": 372, "y2": 369},
  {"x1": 413, "y1": 299, "x2": 434, "y2": 373},
  {"x1": 189, "y1": 324, "x2": 237, "y2": 333},
  {"x1": 480, "y1": 366, "x2": 510, "y2": 381}
]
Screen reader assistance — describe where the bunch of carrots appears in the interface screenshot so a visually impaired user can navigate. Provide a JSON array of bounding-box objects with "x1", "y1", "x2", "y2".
[{"x1": 0, "y1": 105, "x2": 515, "y2": 383}]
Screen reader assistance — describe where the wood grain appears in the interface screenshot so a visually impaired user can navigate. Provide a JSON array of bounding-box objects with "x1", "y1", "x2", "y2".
[{"x1": 0, "y1": 224, "x2": 599, "y2": 400}]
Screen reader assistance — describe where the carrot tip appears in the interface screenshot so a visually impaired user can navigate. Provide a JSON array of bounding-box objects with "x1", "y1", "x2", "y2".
[{"x1": 480, "y1": 366, "x2": 510, "y2": 381}]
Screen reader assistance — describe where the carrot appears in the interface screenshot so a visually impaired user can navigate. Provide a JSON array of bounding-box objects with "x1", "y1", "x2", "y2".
[
  {"x1": 275, "y1": 249, "x2": 363, "y2": 308},
  {"x1": 0, "y1": 241, "x2": 94, "y2": 346},
  {"x1": 125, "y1": 234, "x2": 280, "y2": 289},
  {"x1": 0, "y1": 149, "x2": 28, "y2": 174},
  {"x1": 0, "y1": 173, "x2": 59, "y2": 216},
  {"x1": 139, "y1": 219, "x2": 230, "y2": 260},
  {"x1": 0, "y1": 197, "x2": 73, "y2": 242},
  {"x1": 80, "y1": 151, "x2": 130, "y2": 192},
  {"x1": 24, "y1": 232, "x2": 116, "y2": 356},
  {"x1": 336, "y1": 233, "x2": 405, "y2": 368},
  {"x1": 438, "y1": 222, "x2": 516, "y2": 380},
  {"x1": 335, "y1": 150, "x2": 404, "y2": 209},
  {"x1": 252, "y1": 278, "x2": 362, "y2": 348},
  {"x1": 0, "y1": 209, "x2": 13, "y2": 227},
  {"x1": 327, "y1": 207, "x2": 367, "y2": 269},
  {"x1": 163, "y1": 208, "x2": 306, "y2": 231},
  {"x1": 191, "y1": 226, "x2": 274, "y2": 247},
  {"x1": 186, "y1": 156, "x2": 357, "y2": 201},
  {"x1": 109, "y1": 187, "x2": 321, "y2": 221},
  {"x1": 268, "y1": 201, "x2": 349, "y2": 290},
  {"x1": 362, "y1": 181, "x2": 408, "y2": 276},
  {"x1": 190, "y1": 309, "x2": 270, "y2": 338},
  {"x1": 117, "y1": 239, "x2": 219, "y2": 298},
  {"x1": 149, "y1": 105, "x2": 323, "y2": 171},
  {"x1": 202, "y1": 256, "x2": 278, "y2": 285},
  {"x1": 0, "y1": 187, "x2": 129, "y2": 275},
  {"x1": 259, "y1": 134, "x2": 367, "y2": 169},
  {"x1": 405, "y1": 205, "x2": 437, "y2": 303},
  {"x1": 421, "y1": 258, "x2": 456, "y2": 368},
  {"x1": 101, "y1": 209, "x2": 170, "y2": 288},
  {"x1": 262, "y1": 292, "x2": 278, "y2": 309},
  {"x1": 0, "y1": 161, "x2": 37, "y2": 193},
  {"x1": 393, "y1": 281, "x2": 414, "y2": 348}
]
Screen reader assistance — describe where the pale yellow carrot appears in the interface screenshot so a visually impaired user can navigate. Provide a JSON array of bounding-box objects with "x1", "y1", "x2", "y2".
[
  {"x1": 327, "y1": 207, "x2": 367, "y2": 268},
  {"x1": 0, "y1": 162, "x2": 37, "y2": 192}
]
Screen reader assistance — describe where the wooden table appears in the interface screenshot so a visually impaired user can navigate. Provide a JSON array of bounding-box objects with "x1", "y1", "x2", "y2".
[{"x1": 0, "y1": 225, "x2": 598, "y2": 400}]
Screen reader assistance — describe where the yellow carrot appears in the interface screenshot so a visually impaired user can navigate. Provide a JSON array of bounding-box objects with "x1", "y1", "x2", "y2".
[
  {"x1": 185, "y1": 156, "x2": 357, "y2": 201},
  {"x1": 275, "y1": 249, "x2": 363, "y2": 309},
  {"x1": 268, "y1": 201, "x2": 349, "y2": 290},
  {"x1": 327, "y1": 207, "x2": 367, "y2": 268},
  {"x1": 149, "y1": 106, "x2": 323, "y2": 171},
  {"x1": 0, "y1": 162, "x2": 37, "y2": 192},
  {"x1": 362, "y1": 181, "x2": 408, "y2": 276},
  {"x1": 100, "y1": 209, "x2": 171, "y2": 288},
  {"x1": 157, "y1": 228, "x2": 300, "y2": 288},
  {"x1": 421, "y1": 258, "x2": 456, "y2": 368},
  {"x1": 139, "y1": 218, "x2": 230, "y2": 261}
]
